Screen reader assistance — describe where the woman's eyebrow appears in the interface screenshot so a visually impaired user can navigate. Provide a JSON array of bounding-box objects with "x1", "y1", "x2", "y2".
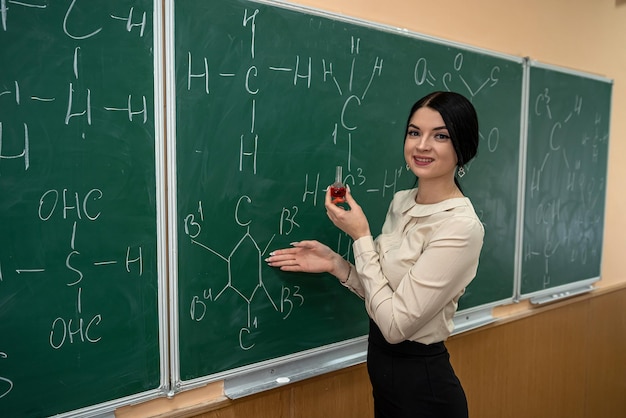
[{"x1": 408, "y1": 123, "x2": 448, "y2": 131}]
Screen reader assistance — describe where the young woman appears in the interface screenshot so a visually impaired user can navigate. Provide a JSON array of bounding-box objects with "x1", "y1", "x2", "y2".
[{"x1": 266, "y1": 91, "x2": 484, "y2": 418}]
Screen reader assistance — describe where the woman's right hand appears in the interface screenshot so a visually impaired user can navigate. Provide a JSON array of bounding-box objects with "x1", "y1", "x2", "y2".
[
  {"x1": 325, "y1": 187, "x2": 371, "y2": 241},
  {"x1": 265, "y1": 240, "x2": 348, "y2": 278}
]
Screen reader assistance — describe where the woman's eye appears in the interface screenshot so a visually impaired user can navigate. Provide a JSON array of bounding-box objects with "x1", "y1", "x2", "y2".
[
  {"x1": 435, "y1": 133, "x2": 450, "y2": 141},
  {"x1": 407, "y1": 130, "x2": 420, "y2": 137}
]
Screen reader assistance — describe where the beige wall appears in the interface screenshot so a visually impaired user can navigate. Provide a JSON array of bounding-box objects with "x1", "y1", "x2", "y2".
[{"x1": 288, "y1": 0, "x2": 626, "y2": 289}]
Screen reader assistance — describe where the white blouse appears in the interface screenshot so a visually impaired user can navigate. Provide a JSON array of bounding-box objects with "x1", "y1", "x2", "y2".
[{"x1": 342, "y1": 188, "x2": 484, "y2": 345}]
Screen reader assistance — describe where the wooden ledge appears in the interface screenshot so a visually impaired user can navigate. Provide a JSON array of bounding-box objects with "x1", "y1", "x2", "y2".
[{"x1": 115, "y1": 381, "x2": 230, "y2": 418}]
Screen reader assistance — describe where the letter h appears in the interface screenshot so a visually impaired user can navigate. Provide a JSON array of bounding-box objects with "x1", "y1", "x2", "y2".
[{"x1": 0, "y1": 122, "x2": 30, "y2": 171}]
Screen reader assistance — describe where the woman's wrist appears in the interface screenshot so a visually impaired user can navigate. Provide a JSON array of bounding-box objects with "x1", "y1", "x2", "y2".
[
  {"x1": 350, "y1": 228, "x2": 371, "y2": 242},
  {"x1": 330, "y1": 255, "x2": 351, "y2": 284},
  {"x1": 340, "y1": 263, "x2": 352, "y2": 284}
]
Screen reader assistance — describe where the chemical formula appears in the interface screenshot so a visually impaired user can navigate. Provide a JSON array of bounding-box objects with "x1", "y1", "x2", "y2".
[
  {"x1": 524, "y1": 84, "x2": 608, "y2": 289},
  {"x1": 184, "y1": 195, "x2": 304, "y2": 350},
  {"x1": 0, "y1": 0, "x2": 148, "y2": 173}
]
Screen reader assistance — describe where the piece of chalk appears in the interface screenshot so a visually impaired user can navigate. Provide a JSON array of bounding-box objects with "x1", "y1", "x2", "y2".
[{"x1": 276, "y1": 377, "x2": 290, "y2": 384}]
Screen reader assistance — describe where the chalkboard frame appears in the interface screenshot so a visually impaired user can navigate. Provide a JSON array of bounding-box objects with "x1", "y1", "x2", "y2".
[
  {"x1": 518, "y1": 60, "x2": 612, "y2": 305},
  {"x1": 166, "y1": 0, "x2": 523, "y2": 398}
]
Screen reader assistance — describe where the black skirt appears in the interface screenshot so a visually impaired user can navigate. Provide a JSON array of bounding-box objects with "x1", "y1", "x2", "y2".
[{"x1": 367, "y1": 319, "x2": 468, "y2": 418}]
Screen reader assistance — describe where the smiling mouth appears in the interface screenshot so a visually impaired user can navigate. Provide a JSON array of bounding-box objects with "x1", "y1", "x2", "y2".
[{"x1": 413, "y1": 157, "x2": 434, "y2": 165}]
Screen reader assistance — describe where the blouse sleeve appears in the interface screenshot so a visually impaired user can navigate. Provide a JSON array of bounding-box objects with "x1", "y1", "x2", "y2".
[
  {"x1": 352, "y1": 215, "x2": 484, "y2": 343},
  {"x1": 339, "y1": 262, "x2": 365, "y2": 299}
]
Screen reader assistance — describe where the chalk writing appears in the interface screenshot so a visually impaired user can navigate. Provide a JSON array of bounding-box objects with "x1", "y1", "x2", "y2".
[
  {"x1": 0, "y1": 1, "x2": 150, "y2": 166},
  {"x1": 185, "y1": 196, "x2": 305, "y2": 350},
  {"x1": 0, "y1": 188, "x2": 145, "y2": 349},
  {"x1": 50, "y1": 288, "x2": 103, "y2": 349},
  {"x1": 413, "y1": 52, "x2": 500, "y2": 99},
  {"x1": 524, "y1": 78, "x2": 609, "y2": 289},
  {"x1": 0, "y1": 352, "x2": 12, "y2": 400}
]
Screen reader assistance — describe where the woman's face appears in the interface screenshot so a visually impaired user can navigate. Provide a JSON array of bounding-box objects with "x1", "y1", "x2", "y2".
[{"x1": 404, "y1": 107, "x2": 458, "y2": 183}]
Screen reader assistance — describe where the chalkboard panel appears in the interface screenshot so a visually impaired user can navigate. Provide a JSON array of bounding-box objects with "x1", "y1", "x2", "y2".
[
  {"x1": 521, "y1": 62, "x2": 611, "y2": 297},
  {"x1": 172, "y1": 0, "x2": 522, "y2": 383},
  {"x1": 0, "y1": 1, "x2": 164, "y2": 417}
]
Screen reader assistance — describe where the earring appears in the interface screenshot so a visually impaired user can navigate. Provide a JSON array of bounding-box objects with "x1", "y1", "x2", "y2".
[{"x1": 457, "y1": 166, "x2": 466, "y2": 178}]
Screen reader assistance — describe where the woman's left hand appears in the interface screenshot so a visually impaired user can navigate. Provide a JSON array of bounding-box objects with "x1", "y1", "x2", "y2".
[
  {"x1": 265, "y1": 240, "x2": 343, "y2": 276},
  {"x1": 325, "y1": 186, "x2": 371, "y2": 241}
]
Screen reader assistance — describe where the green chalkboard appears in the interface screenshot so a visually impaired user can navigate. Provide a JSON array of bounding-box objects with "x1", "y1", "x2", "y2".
[
  {"x1": 173, "y1": 0, "x2": 522, "y2": 382},
  {"x1": 521, "y1": 63, "x2": 611, "y2": 297},
  {"x1": 0, "y1": 1, "x2": 163, "y2": 417}
]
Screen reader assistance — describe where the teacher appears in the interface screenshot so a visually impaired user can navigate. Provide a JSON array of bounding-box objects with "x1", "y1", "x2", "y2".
[{"x1": 266, "y1": 91, "x2": 484, "y2": 418}]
